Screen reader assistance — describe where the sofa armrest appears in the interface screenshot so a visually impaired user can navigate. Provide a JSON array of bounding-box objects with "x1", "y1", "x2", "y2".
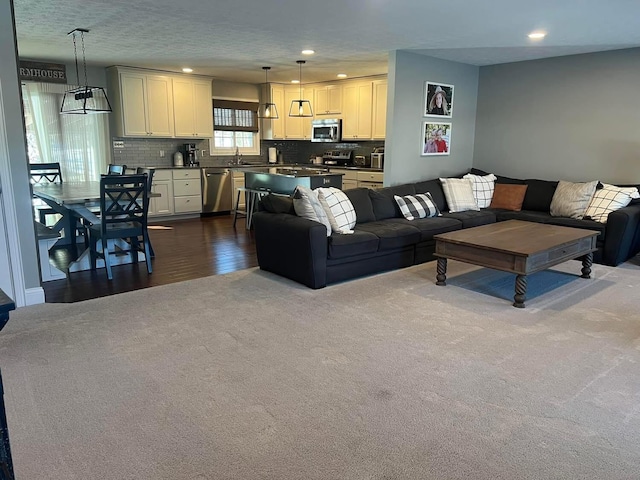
[
  {"x1": 252, "y1": 212, "x2": 329, "y2": 288},
  {"x1": 603, "y1": 203, "x2": 640, "y2": 266}
]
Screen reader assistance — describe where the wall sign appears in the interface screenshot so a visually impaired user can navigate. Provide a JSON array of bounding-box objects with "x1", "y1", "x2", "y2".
[{"x1": 19, "y1": 61, "x2": 67, "y2": 84}]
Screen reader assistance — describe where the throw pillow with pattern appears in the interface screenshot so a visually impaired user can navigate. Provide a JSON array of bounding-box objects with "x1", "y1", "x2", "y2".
[
  {"x1": 394, "y1": 193, "x2": 441, "y2": 220},
  {"x1": 317, "y1": 187, "x2": 357, "y2": 234},
  {"x1": 584, "y1": 183, "x2": 640, "y2": 223},
  {"x1": 462, "y1": 173, "x2": 497, "y2": 208},
  {"x1": 439, "y1": 178, "x2": 480, "y2": 213},
  {"x1": 292, "y1": 185, "x2": 332, "y2": 236}
]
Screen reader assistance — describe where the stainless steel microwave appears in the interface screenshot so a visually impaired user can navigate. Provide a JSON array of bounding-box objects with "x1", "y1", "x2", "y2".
[{"x1": 311, "y1": 119, "x2": 341, "y2": 143}]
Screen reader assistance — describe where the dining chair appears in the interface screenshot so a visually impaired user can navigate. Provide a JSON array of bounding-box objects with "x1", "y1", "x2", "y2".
[
  {"x1": 87, "y1": 174, "x2": 152, "y2": 280},
  {"x1": 136, "y1": 167, "x2": 156, "y2": 258},
  {"x1": 29, "y1": 163, "x2": 62, "y2": 226},
  {"x1": 106, "y1": 164, "x2": 127, "y2": 175}
]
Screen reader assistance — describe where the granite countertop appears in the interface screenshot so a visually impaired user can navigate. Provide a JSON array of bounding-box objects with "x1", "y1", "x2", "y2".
[
  {"x1": 243, "y1": 167, "x2": 342, "y2": 177},
  {"x1": 149, "y1": 163, "x2": 383, "y2": 172}
]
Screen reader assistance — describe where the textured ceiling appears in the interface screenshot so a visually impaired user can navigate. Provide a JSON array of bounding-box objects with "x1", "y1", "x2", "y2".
[{"x1": 13, "y1": 0, "x2": 640, "y2": 84}]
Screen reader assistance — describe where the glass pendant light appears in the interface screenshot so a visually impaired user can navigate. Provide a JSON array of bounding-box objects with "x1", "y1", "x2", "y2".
[
  {"x1": 257, "y1": 66, "x2": 279, "y2": 119},
  {"x1": 289, "y1": 60, "x2": 313, "y2": 117},
  {"x1": 60, "y1": 28, "x2": 112, "y2": 114}
]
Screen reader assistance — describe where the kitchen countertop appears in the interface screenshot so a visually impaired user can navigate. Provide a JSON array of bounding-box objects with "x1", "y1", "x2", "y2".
[{"x1": 148, "y1": 164, "x2": 383, "y2": 172}]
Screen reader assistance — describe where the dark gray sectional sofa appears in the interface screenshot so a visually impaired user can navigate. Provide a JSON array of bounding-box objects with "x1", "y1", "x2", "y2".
[{"x1": 252, "y1": 170, "x2": 640, "y2": 289}]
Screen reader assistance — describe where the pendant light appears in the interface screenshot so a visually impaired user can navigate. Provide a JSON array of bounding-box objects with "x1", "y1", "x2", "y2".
[
  {"x1": 289, "y1": 60, "x2": 313, "y2": 117},
  {"x1": 60, "y1": 28, "x2": 112, "y2": 115},
  {"x1": 257, "y1": 66, "x2": 279, "y2": 119}
]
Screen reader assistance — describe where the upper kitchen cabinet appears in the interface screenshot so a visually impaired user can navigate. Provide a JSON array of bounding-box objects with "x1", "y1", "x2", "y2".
[
  {"x1": 173, "y1": 78, "x2": 213, "y2": 138},
  {"x1": 314, "y1": 84, "x2": 342, "y2": 115},
  {"x1": 342, "y1": 81, "x2": 372, "y2": 140},
  {"x1": 260, "y1": 83, "x2": 285, "y2": 140},
  {"x1": 371, "y1": 79, "x2": 387, "y2": 140},
  {"x1": 107, "y1": 67, "x2": 174, "y2": 138},
  {"x1": 284, "y1": 86, "x2": 314, "y2": 140}
]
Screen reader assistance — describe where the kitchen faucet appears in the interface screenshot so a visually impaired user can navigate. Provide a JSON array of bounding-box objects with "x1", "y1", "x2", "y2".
[{"x1": 234, "y1": 147, "x2": 243, "y2": 165}]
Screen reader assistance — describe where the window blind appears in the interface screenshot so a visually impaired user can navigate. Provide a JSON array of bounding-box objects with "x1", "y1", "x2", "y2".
[{"x1": 213, "y1": 100, "x2": 258, "y2": 132}]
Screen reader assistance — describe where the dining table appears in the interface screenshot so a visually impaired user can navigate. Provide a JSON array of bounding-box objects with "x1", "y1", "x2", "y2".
[{"x1": 32, "y1": 181, "x2": 156, "y2": 274}]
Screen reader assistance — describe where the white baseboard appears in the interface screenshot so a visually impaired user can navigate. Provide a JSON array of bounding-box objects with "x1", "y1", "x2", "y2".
[{"x1": 24, "y1": 287, "x2": 45, "y2": 306}]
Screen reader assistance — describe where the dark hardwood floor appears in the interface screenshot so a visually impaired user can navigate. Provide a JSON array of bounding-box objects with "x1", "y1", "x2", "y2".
[{"x1": 43, "y1": 215, "x2": 258, "y2": 303}]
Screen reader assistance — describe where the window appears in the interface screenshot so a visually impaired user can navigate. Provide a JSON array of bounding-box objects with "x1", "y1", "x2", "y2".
[
  {"x1": 21, "y1": 82, "x2": 110, "y2": 182},
  {"x1": 210, "y1": 99, "x2": 260, "y2": 155}
]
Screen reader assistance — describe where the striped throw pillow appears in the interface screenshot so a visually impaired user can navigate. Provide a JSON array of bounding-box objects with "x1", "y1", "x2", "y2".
[
  {"x1": 439, "y1": 178, "x2": 480, "y2": 213},
  {"x1": 317, "y1": 187, "x2": 357, "y2": 234},
  {"x1": 462, "y1": 173, "x2": 497, "y2": 208},
  {"x1": 394, "y1": 193, "x2": 441, "y2": 220}
]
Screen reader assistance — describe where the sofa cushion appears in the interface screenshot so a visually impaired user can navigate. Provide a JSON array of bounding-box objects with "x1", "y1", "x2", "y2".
[
  {"x1": 584, "y1": 183, "x2": 640, "y2": 223},
  {"x1": 394, "y1": 193, "x2": 440, "y2": 220},
  {"x1": 489, "y1": 183, "x2": 528, "y2": 211},
  {"x1": 462, "y1": 173, "x2": 497, "y2": 208},
  {"x1": 356, "y1": 221, "x2": 421, "y2": 251},
  {"x1": 260, "y1": 194, "x2": 295, "y2": 214},
  {"x1": 369, "y1": 184, "x2": 416, "y2": 221},
  {"x1": 413, "y1": 179, "x2": 448, "y2": 212},
  {"x1": 439, "y1": 178, "x2": 480, "y2": 212},
  {"x1": 344, "y1": 188, "x2": 375, "y2": 224},
  {"x1": 328, "y1": 230, "x2": 379, "y2": 259},
  {"x1": 386, "y1": 216, "x2": 462, "y2": 241},
  {"x1": 522, "y1": 179, "x2": 558, "y2": 212},
  {"x1": 441, "y1": 209, "x2": 497, "y2": 228},
  {"x1": 292, "y1": 186, "x2": 331, "y2": 236},
  {"x1": 317, "y1": 187, "x2": 357, "y2": 234},
  {"x1": 550, "y1": 180, "x2": 598, "y2": 219}
]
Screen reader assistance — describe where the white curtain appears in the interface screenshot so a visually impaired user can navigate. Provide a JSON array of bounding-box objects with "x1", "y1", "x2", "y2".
[{"x1": 22, "y1": 82, "x2": 111, "y2": 182}]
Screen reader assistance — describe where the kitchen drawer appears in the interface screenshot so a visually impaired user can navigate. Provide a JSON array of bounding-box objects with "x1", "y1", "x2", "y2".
[
  {"x1": 330, "y1": 169, "x2": 358, "y2": 181},
  {"x1": 173, "y1": 178, "x2": 201, "y2": 196},
  {"x1": 359, "y1": 181, "x2": 383, "y2": 190},
  {"x1": 172, "y1": 168, "x2": 201, "y2": 180},
  {"x1": 174, "y1": 195, "x2": 202, "y2": 213},
  {"x1": 357, "y1": 171, "x2": 384, "y2": 183},
  {"x1": 153, "y1": 169, "x2": 172, "y2": 181}
]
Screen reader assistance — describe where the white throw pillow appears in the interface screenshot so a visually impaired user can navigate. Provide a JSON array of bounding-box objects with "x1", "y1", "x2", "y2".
[
  {"x1": 316, "y1": 187, "x2": 357, "y2": 234},
  {"x1": 439, "y1": 178, "x2": 480, "y2": 213},
  {"x1": 292, "y1": 185, "x2": 332, "y2": 236},
  {"x1": 394, "y1": 193, "x2": 441, "y2": 220},
  {"x1": 550, "y1": 180, "x2": 598, "y2": 219},
  {"x1": 462, "y1": 173, "x2": 497, "y2": 208},
  {"x1": 584, "y1": 183, "x2": 640, "y2": 223}
]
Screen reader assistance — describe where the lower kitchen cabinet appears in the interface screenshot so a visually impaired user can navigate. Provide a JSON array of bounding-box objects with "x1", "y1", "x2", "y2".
[
  {"x1": 149, "y1": 169, "x2": 174, "y2": 216},
  {"x1": 172, "y1": 169, "x2": 202, "y2": 214},
  {"x1": 329, "y1": 169, "x2": 358, "y2": 190},
  {"x1": 357, "y1": 171, "x2": 384, "y2": 189}
]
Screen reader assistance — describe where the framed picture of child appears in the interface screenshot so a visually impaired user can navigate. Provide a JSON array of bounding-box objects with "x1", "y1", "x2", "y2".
[
  {"x1": 424, "y1": 82, "x2": 454, "y2": 118},
  {"x1": 422, "y1": 122, "x2": 451, "y2": 156}
]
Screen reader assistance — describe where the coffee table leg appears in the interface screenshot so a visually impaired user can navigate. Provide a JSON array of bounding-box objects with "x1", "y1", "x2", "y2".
[
  {"x1": 436, "y1": 258, "x2": 447, "y2": 286},
  {"x1": 513, "y1": 274, "x2": 527, "y2": 308},
  {"x1": 581, "y1": 252, "x2": 593, "y2": 279}
]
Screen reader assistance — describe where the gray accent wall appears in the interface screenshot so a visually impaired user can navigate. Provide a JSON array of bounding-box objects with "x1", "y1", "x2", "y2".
[
  {"x1": 385, "y1": 50, "x2": 479, "y2": 186},
  {"x1": 473, "y1": 48, "x2": 640, "y2": 184}
]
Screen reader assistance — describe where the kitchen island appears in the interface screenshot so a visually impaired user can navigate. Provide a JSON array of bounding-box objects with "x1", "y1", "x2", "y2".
[{"x1": 243, "y1": 167, "x2": 343, "y2": 195}]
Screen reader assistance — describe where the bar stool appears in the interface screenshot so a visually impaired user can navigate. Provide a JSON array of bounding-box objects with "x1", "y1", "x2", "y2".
[{"x1": 233, "y1": 187, "x2": 271, "y2": 229}]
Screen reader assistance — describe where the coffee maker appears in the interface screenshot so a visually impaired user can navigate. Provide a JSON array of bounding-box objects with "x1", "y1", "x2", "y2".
[{"x1": 184, "y1": 143, "x2": 198, "y2": 167}]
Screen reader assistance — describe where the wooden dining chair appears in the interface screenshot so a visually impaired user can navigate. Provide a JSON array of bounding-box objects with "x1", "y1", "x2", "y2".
[
  {"x1": 136, "y1": 167, "x2": 156, "y2": 258},
  {"x1": 107, "y1": 164, "x2": 127, "y2": 175},
  {"x1": 29, "y1": 163, "x2": 62, "y2": 226},
  {"x1": 87, "y1": 174, "x2": 152, "y2": 280}
]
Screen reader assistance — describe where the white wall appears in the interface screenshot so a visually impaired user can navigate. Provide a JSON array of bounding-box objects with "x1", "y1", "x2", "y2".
[
  {"x1": 385, "y1": 50, "x2": 479, "y2": 186},
  {"x1": 473, "y1": 48, "x2": 640, "y2": 184}
]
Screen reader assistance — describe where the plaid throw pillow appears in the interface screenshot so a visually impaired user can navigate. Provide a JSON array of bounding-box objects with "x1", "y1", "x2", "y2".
[
  {"x1": 317, "y1": 187, "x2": 357, "y2": 234},
  {"x1": 439, "y1": 178, "x2": 480, "y2": 213},
  {"x1": 584, "y1": 183, "x2": 640, "y2": 223},
  {"x1": 394, "y1": 193, "x2": 440, "y2": 220},
  {"x1": 462, "y1": 173, "x2": 497, "y2": 208}
]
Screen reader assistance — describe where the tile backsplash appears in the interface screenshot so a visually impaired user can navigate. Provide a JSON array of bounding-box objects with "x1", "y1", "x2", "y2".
[{"x1": 110, "y1": 137, "x2": 384, "y2": 168}]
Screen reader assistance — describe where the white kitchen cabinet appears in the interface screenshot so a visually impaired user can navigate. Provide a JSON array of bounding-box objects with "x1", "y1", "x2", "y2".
[
  {"x1": 173, "y1": 77, "x2": 213, "y2": 138},
  {"x1": 314, "y1": 84, "x2": 342, "y2": 115},
  {"x1": 372, "y1": 79, "x2": 387, "y2": 140},
  {"x1": 329, "y1": 169, "x2": 358, "y2": 190},
  {"x1": 284, "y1": 86, "x2": 313, "y2": 140},
  {"x1": 232, "y1": 171, "x2": 245, "y2": 210},
  {"x1": 260, "y1": 84, "x2": 285, "y2": 140},
  {"x1": 357, "y1": 170, "x2": 384, "y2": 189},
  {"x1": 172, "y1": 169, "x2": 202, "y2": 214},
  {"x1": 108, "y1": 68, "x2": 175, "y2": 137},
  {"x1": 148, "y1": 169, "x2": 174, "y2": 217},
  {"x1": 342, "y1": 81, "x2": 373, "y2": 140}
]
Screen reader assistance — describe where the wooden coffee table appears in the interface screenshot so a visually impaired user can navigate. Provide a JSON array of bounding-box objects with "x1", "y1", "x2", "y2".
[{"x1": 433, "y1": 220, "x2": 599, "y2": 308}]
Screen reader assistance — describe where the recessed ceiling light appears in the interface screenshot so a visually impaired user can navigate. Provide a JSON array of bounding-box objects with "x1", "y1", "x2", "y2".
[
  {"x1": 528, "y1": 31, "x2": 546, "y2": 40},
  {"x1": 337, "y1": 73, "x2": 347, "y2": 79},
  {"x1": 182, "y1": 67, "x2": 193, "y2": 73},
  {"x1": 291, "y1": 79, "x2": 300, "y2": 84},
  {"x1": 301, "y1": 49, "x2": 315, "y2": 55}
]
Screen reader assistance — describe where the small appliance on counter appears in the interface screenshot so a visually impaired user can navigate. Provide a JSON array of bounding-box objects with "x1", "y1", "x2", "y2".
[
  {"x1": 371, "y1": 146, "x2": 384, "y2": 169},
  {"x1": 173, "y1": 151, "x2": 184, "y2": 167},
  {"x1": 268, "y1": 147, "x2": 278, "y2": 164},
  {"x1": 184, "y1": 143, "x2": 199, "y2": 167},
  {"x1": 322, "y1": 150, "x2": 353, "y2": 166},
  {"x1": 353, "y1": 155, "x2": 369, "y2": 167}
]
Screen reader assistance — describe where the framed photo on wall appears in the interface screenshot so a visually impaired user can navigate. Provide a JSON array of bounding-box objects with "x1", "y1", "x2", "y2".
[
  {"x1": 422, "y1": 122, "x2": 452, "y2": 156},
  {"x1": 424, "y1": 82, "x2": 454, "y2": 118}
]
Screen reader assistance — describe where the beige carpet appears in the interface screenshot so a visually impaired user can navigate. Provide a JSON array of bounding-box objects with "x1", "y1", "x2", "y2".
[{"x1": 1, "y1": 259, "x2": 640, "y2": 479}]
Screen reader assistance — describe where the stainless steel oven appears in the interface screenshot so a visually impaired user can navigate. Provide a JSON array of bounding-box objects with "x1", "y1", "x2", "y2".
[{"x1": 311, "y1": 119, "x2": 341, "y2": 143}]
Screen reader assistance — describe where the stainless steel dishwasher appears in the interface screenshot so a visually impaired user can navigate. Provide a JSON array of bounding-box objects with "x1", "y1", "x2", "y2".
[{"x1": 201, "y1": 168, "x2": 233, "y2": 213}]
